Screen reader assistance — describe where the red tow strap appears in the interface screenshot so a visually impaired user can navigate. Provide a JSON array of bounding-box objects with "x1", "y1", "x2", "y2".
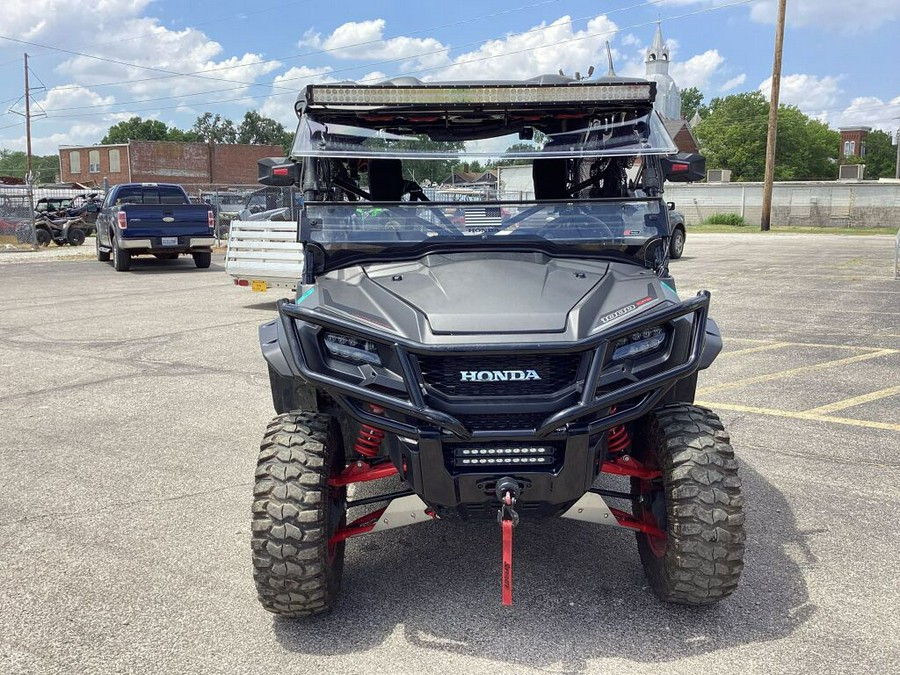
[{"x1": 501, "y1": 518, "x2": 513, "y2": 606}]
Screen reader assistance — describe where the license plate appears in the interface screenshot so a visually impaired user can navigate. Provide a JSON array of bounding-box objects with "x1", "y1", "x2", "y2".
[
  {"x1": 251, "y1": 280, "x2": 268, "y2": 293},
  {"x1": 161, "y1": 237, "x2": 178, "y2": 246}
]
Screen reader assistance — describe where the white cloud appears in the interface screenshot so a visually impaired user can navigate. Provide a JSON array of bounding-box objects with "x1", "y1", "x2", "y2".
[
  {"x1": 656, "y1": 0, "x2": 900, "y2": 31},
  {"x1": 300, "y1": 20, "x2": 451, "y2": 72},
  {"x1": 3, "y1": 0, "x2": 281, "y2": 102},
  {"x1": 758, "y1": 73, "x2": 843, "y2": 117},
  {"x1": 432, "y1": 15, "x2": 621, "y2": 81},
  {"x1": 720, "y1": 74, "x2": 746, "y2": 92},
  {"x1": 834, "y1": 95, "x2": 900, "y2": 132},
  {"x1": 669, "y1": 49, "x2": 726, "y2": 90},
  {"x1": 258, "y1": 66, "x2": 336, "y2": 126}
]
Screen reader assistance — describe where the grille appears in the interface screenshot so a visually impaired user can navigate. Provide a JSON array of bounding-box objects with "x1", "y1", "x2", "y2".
[
  {"x1": 417, "y1": 353, "x2": 582, "y2": 397},
  {"x1": 456, "y1": 412, "x2": 549, "y2": 432}
]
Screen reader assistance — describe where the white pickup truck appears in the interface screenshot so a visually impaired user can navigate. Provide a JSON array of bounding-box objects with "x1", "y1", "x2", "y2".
[{"x1": 224, "y1": 219, "x2": 304, "y2": 294}]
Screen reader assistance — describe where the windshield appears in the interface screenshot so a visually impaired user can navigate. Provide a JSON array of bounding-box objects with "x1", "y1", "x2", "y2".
[
  {"x1": 291, "y1": 111, "x2": 676, "y2": 161},
  {"x1": 304, "y1": 199, "x2": 666, "y2": 269}
]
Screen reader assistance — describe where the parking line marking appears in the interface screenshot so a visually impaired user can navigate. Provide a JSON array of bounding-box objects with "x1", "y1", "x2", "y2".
[
  {"x1": 697, "y1": 349, "x2": 899, "y2": 395},
  {"x1": 722, "y1": 338, "x2": 881, "y2": 351},
  {"x1": 718, "y1": 342, "x2": 791, "y2": 358},
  {"x1": 696, "y1": 401, "x2": 900, "y2": 433},
  {"x1": 804, "y1": 385, "x2": 900, "y2": 415}
]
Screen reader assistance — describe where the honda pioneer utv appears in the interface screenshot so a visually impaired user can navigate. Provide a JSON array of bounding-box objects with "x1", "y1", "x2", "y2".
[{"x1": 252, "y1": 75, "x2": 744, "y2": 615}]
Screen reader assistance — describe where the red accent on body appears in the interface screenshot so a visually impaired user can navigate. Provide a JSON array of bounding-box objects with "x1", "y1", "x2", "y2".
[
  {"x1": 635, "y1": 296, "x2": 653, "y2": 306},
  {"x1": 608, "y1": 506, "x2": 667, "y2": 539},
  {"x1": 353, "y1": 424, "x2": 385, "y2": 458},
  {"x1": 273, "y1": 167, "x2": 289, "y2": 176},
  {"x1": 501, "y1": 519, "x2": 513, "y2": 606},
  {"x1": 600, "y1": 457, "x2": 661, "y2": 480},
  {"x1": 328, "y1": 507, "x2": 387, "y2": 546},
  {"x1": 328, "y1": 460, "x2": 398, "y2": 488}
]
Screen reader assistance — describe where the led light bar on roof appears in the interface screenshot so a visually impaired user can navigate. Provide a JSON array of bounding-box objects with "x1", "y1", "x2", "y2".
[{"x1": 306, "y1": 83, "x2": 653, "y2": 108}]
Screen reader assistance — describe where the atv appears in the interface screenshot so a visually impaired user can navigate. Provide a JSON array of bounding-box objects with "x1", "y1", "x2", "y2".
[{"x1": 251, "y1": 75, "x2": 744, "y2": 616}]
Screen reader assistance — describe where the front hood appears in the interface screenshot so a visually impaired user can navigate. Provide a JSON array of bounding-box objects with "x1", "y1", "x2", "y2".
[
  {"x1": 367, "y1": 252, "x2": 607, "y2": 333},
  {"x1": 311, "y1": 252, "x2": 668, "y2": 344}
]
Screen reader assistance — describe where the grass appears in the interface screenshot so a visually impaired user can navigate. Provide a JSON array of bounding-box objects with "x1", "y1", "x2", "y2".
[{"x1": 687, "y1": 223, "x2": 898, "y2": 235}]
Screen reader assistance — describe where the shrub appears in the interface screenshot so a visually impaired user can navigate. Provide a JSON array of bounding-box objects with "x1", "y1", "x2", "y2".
[{"x1": 703, "y1": 213, "x2": 747, "y2": 227}]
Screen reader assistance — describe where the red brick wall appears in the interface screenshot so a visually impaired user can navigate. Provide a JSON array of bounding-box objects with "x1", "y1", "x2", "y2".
[
  {"x1": 211, "y1": 144, "x2": 283, "y2": 185},
  {"x1": 839, "y1": 129, "x2": 868, "y2": 157},
  {"x1": 129, "y1": 141, "x2": 210, "y2": 183},
  {"x1": 59, "y1": 145, "x2": 130, "y2": 186},
  {"x1": 58, "y1": 142, "x2": 284, "y2": 187}
]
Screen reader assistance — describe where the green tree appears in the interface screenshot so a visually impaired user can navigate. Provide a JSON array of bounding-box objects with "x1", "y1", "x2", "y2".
[
  {"x1": 237, "y1": 111, "x2": 293, "y2": 152},
  {"x1": 101, "y1": 116, "x2": 179, "y2": 144},
  {"x1": 681, "y1": 87, "x2": 707, "y2": 121},
  {"x1": 190, "y1": 112, "x2": 237, "y2": 143},
  {"x1": 0, "y1": 149, "x2": 60, "y2": 183},
  {"x1": 695, "y1": 91, "x2": 840, "y2": 181},
  {"x1": 840, "y1": 129, "x2": 897, "y2": 180},
  {"x1": 497, "y1": 143, "x2": 541, "y2": 166}
]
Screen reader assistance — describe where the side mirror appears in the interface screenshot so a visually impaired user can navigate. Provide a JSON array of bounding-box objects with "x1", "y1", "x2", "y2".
[
  {"x1": 662, "y1": 153, "x2": 706, "y2": 183},
  {"x1": 258, "y1": 157, "x2": 299, "y2": 187},
  {"x1": 667, "y1": 201, "x2": 676, "y2": 211}
]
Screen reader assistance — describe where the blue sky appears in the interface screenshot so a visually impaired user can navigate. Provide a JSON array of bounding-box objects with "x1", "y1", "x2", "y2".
[{"x1": 1, "y1": 0, "x2": 898, "y2": 155}]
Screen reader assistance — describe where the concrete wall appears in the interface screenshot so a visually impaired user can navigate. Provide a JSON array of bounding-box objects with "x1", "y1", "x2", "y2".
[{"x1": 664, "y1": 181, "x2": 900, "y2": 228}]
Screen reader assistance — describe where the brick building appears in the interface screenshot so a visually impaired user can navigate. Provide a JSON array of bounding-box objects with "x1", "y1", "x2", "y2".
[
  {"x1": 58, "y1": 141, "x2": 283, "y2": 187},
  {"x1": 839, "y1": 126, "x2": 871, "y2": 158}
]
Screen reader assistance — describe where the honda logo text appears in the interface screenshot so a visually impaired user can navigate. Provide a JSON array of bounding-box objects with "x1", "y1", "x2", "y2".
[{"x1": 459, "y1": 370, "x2": 542, "y2": 382}]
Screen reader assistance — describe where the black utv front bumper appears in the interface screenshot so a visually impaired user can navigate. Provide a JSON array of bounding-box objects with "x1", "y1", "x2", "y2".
[{"x1": 261, "y1": 292, "x2": 714, "y2": 516}]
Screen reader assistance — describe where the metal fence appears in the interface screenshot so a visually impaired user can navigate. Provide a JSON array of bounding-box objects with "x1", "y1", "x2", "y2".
[
  {"x1": 0, "y1": 185, "x2": 105, "y2": 252},
  {"x1": 664, "y1": 181, "x2": 900, "y2": 229},
  {"x1": 0, "y1": 184, "x2": 36, "y2": 250}
]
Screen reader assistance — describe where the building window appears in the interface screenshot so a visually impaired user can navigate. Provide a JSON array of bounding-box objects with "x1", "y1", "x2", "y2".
[
  {"x1": 69, "y1": 151, "x2": 81, "y2": 174},
  {"x1": 843, "y1": 140, "x2": 857, "y2": 157},
  {"x1": 109, "y1": 149, "x2": 121, "y2": 173},
  {"x1": 89, "y1": 150, "x2": 100, "y2": 173},
  {"x1": 860, "y1": 141, "x2": 866, "y2": 158}
]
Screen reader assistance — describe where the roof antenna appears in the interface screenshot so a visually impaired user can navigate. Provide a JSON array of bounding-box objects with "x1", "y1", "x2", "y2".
[
  {"x1": 558, "y1": 68, "x2": 566, "y2": 77},
  {"x1": 605, "y1": 41, "x2": 617, "y2": 77}
]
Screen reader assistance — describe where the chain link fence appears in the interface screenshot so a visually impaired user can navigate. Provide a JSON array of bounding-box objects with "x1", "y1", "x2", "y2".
[
  {"x1": 0, "y1": 183, "x2": 36, "y2": 251},
  {"x1": 1, "y1": 184, "x2": 105, "y2": 252}
]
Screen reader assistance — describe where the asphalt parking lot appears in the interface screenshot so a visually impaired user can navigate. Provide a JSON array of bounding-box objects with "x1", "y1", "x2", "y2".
[{"x1": 1, "y1": 233, "x2": 898, "y2": 674}]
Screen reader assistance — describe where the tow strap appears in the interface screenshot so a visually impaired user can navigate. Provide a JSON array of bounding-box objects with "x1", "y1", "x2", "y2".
[{"x1": 497, "y1": 485, "x2": 520, "y2": 606}]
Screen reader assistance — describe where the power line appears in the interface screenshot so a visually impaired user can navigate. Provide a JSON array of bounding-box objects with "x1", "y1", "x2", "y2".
[
  {"x1": 6, "y1": 0, "x2": 669, "y2": 100},
  {"x1": 32, "y1": 0, "x2": 760, "y2": 119}
]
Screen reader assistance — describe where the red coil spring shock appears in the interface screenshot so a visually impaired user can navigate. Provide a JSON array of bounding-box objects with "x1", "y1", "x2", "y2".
[
  {"x1": 607, "y1": 406, "x2": 631, "y2": 455},
  {"x1": 354, "y1": 405, "x2": 386, "y2": 458}
]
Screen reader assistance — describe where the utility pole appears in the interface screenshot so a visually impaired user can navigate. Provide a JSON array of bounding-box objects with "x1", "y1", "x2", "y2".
[
  {"x1": 895, "y1": 128, "x2": 900, "y2": 181},
  {"x1": 760, "y1": 0, "x2": 787, "y2": 232},
  {"x1": 24, "y1": 53, "x2": 33, "y2": 182}
]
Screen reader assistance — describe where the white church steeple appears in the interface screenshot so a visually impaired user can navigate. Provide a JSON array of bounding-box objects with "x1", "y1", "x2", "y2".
[{"x1": 644, "y1": 23, "x2": 682, "y2": 120}]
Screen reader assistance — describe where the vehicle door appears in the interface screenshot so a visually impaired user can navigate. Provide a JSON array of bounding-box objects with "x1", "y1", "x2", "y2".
[{"x1": 98, "y1": 190, "x2": 117, "y2": 246}]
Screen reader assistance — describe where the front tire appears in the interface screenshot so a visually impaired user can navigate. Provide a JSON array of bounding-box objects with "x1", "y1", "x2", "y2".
[
  {"x1": 96, "y1": 235, "x2": 110, "y2": 261},
  {"x1": 35, "y1": 228, "x2": 51, "y2": 247},
  {"x1": 632, "y1": 404, "x2": 744, "y2": 605},
  {"x1": 669, "y1": 226, "x2": 685, "y2": 259},
  {"x1": 192, "y1": 251, "x2": 211, "y2": 268},
  {"x1": 251, "y1": 413, "x2": 347, "y2": 617}
]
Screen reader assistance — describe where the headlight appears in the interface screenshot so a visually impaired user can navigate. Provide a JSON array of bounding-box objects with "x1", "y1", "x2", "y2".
[
  {"x1": 323, "y1": 332, "x2": 382, "y2": 366},
  {"x1": 611, "y1": 326, "x2": 666, "y2": 361}
]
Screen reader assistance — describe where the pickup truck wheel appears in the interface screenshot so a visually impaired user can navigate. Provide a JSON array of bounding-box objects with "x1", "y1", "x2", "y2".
[
  {"x1": 192, "y1": 251, "x2": 211, "y2": 269},
  {"x1": 631, "y1": 404, "x2": 744, "y2": 605},
  {"x1": 669, "y1": 226, "x2": 685, "y2": 259},
  {"x1": 96, "y1": 235, "x2": 110, "y2": 261},
  {"x1": 67, "y1": 228, "x2": 86, "y2": 246},
  {"x1": 113, "y1": 242, "x2": 131, "y2": 271},
  {"x1": 252, "y1": 412, "x2": 347, "y2": 618}
]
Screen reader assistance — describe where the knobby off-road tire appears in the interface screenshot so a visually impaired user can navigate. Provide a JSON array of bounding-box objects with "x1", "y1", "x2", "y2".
[
  {"x1": 251, "y1": 413, "x2": 347, "y2": 617},
  {"x1": 632, "y1": 404, "x2": 744, "y2": 605}
]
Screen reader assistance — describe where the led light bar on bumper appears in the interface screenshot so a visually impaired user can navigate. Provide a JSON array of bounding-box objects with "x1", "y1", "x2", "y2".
[
  {"x1": 452, "y1": 445, "x2": 556, "y2": 469},
  {"x1": 305, "y1": 82, "x2": 654, "y2": 108}
]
